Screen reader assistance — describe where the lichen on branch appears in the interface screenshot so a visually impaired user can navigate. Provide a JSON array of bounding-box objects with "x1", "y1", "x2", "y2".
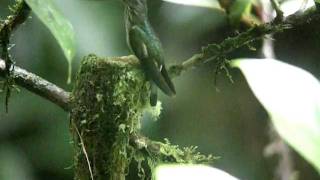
[
  {"x1": 131, "y1": 134, "x2": 215, "y2": 179},
  {"x1": 169, "y1": 6, "x2": 320, "y2": 77}
]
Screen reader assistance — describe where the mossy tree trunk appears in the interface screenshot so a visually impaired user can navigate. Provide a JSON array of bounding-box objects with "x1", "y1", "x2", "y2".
[{"x1": 70, "y1": 54, "x2": 149, "y2": 180}]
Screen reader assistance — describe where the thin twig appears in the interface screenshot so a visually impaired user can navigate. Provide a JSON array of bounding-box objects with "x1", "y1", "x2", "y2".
[
  {"x1": 0, "y1": 58, "x2": 71, "y2": 111},
  {"x1": 0, "y1": 0, "x2": 31, "y2": 111},
  {"x1": 73, "y1": 122, "x2": 94, "y2": 180}
]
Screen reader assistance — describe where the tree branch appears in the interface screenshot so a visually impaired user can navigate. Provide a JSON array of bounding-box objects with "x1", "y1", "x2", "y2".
[
  {"x1": 169, "y1": 6, "x2": 320, "y2": 77},
  {"x1": 1, "y1": 0, "x2": 31, "y2": 112},
  {"x1": 0, "y1": 7, "x2": 319, "y2": 113},
  {"x1": 0, "y1": 58, "x2": 70, "y2": 111}
]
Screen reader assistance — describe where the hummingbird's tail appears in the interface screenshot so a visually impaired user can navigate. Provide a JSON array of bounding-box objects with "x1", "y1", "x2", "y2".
[
  {"x1": 141, "y1": 57, "x2": 175, "y2": 97},
  {"x1": 147, "y1": 65, "x2": 175, "y2": 106},
  {"x1": 150, "y1": 82, "x2": 158, "y2": 106},
  {"x1": 160, "y1": 65, "x2": 176, "y2": 95}
]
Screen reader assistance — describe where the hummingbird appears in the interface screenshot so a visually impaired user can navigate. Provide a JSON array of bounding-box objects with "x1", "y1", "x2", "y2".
[{"x1": 122, "y1": 0, "x2": 176, "y2": 106}]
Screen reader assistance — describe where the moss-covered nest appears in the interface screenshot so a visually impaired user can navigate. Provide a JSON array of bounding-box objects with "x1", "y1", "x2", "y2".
[
  {"x1": 70, "y1": 54, "x2": 214, "y2": 180},
  {"x1": 71, "y1": 54, "x2": 149, "y2": 180}
]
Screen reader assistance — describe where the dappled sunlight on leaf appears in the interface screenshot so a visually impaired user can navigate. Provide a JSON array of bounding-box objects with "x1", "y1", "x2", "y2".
[
  {"x1": 231, "y1": 58, "x2": 320, "y2": 173},
  {"x1": 162, "y1": 0, "x2": 222, "y2": 10},
  {"x1": 155, "y1": 164, "x2": 239, "y2": 180},
  {"x1": 279, "y1": 0, "x2": 315, "y2": 17}
]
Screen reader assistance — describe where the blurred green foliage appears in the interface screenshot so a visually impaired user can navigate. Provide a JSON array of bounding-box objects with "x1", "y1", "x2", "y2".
[
  {"x1": 0, "y1": 0, "x2": 319, "y2": 179},
  {"x1": 25, "y1": 0, "x2": 76, "y2": 82}
]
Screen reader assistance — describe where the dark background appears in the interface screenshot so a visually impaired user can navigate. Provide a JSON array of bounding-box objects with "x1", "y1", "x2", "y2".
[{"x1": 0, "y1": 0, "x2": 319, "y2": 179}]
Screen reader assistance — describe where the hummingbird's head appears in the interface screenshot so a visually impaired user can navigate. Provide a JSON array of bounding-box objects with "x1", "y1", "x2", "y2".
[
  {"x1": 122, "y1": 0, "x2": 147, "y2": 14},
  {"x1": 122, "y1": 0, "x2": 148, "y2": 24}
]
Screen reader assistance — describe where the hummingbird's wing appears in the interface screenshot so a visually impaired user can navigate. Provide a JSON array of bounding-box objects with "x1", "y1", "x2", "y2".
[
  {"x1": 142, "y1": 24, "x2": 176, "y2": 95},
  {"x1": 129, "y1": 25, "x2": 175, "y2": 96}
]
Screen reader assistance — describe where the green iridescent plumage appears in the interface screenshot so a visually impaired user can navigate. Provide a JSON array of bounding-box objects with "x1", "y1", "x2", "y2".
[{"x1": 122, "y1": 0, "x2": 176, "y2": 106}]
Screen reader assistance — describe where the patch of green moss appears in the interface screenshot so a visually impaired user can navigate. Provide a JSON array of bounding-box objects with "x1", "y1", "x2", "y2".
[
  {"x1": 70, "y1": 54, "x2": 149, "y2": 180},
  {"x1": 133, "y1": 138, "x2": 215, "y2": 180}
]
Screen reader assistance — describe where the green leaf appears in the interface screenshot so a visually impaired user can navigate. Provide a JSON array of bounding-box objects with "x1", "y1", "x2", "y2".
[
  {"x1": 0, "y1": 145, "x2": 34, "y2": 180},
  {"x1": 162, "y1": 0, "x2": 222, "y2": 10},
  {"x1": 25, "y1": 0, "x2": 76, "y2": 82},
  {"x1": 229, "y1": 0, "x2": 252, "y2": 25},
  {"x1": 155, "y1": 164, "x2": 238, "y2": 180},
  {"x1": 231, "y1": 58, "x2": 320, "y2": 173},
  {"x1": 280, "y1": 0, "x2": 315, "y2": 17}
]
